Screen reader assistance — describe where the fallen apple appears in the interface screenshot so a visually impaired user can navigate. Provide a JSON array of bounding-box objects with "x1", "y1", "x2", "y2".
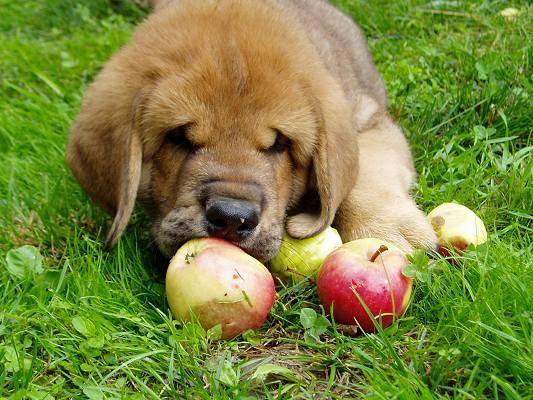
[
  {"x1": 427, "y1": 202, "x2": 487, "y2": 257},
  {"x1": 269, "y1": 227, "x2": 342, "y2": 283},
  {"x1": 317, "y1": 238, "x2": 412, "y2": 332},
  {"x1": 166, "y1": 238, "x2": 276, "y2": 339}
]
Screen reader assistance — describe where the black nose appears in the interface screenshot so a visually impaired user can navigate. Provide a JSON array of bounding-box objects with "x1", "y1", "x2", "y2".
[{"x1": 205, "y1": 198, "x2": 259, "y2": 242}]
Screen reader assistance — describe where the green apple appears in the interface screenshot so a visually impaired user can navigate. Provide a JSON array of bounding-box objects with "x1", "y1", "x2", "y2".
[
  {"x1": 269, "y1": 227, "x2": 342, "y2": 283},
  {"x1": 166, "y1": 238, "x2": 276, "y2": 339}
]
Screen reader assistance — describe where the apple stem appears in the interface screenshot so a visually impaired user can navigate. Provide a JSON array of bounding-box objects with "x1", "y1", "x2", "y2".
[{"x1": 369, "y1": 245, "x2": 388, "y2": 262}]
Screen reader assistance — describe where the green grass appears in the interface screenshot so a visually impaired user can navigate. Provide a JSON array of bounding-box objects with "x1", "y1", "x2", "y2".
[{"x1": 1, "y1": 0, "x2": 531, "y2": 398}]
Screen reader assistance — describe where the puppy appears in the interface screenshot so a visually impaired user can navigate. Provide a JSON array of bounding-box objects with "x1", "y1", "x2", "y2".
[{"x1": 66, "y1": 0, "x2": 436, "y2": 261}]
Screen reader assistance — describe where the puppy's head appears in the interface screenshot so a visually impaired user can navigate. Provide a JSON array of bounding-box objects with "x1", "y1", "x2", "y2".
[{"x1": 66, "y1": 1, "x2": 358, "y2": 261}]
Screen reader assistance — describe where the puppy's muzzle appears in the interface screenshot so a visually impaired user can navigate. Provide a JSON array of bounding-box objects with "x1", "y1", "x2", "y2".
[{"x1": 205, "y1": 197, "x2": 259, "y2": 242}]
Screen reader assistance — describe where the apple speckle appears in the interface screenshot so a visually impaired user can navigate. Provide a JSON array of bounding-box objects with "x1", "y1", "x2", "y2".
[
  {"x1": 450, "y1": 238, "x2": 469, "y2": 251},
  {"x1": 184, "y1": 252, "x2": 196, "y2": 264},
  {"x1": 234, "y1": 269, "x2": 245, "y2": 280},
  {"x1": 431, "y1": 215, "x2": 445, "y2": 228},
  {"x1": 350, "y1": 280, "x2": 364, "y2": 289}
]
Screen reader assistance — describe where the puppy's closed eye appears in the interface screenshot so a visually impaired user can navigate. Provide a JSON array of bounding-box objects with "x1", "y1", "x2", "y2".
[
  {"x1": 165, "y1": 124, "x2": 197, "y2": 151},
  {"x1": 266, "y1": 130, "x2": 291, "y2": 154}
]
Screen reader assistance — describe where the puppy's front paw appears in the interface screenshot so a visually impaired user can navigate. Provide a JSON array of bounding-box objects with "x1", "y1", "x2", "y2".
[
  {"x1": 336, "y1": 198, "x2": 438, "y2": 253},
  {"x1": 396, "y1": 203, "x2": 438, "y2": 252}
]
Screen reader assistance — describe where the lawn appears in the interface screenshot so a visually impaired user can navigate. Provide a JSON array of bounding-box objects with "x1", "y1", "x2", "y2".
[{"x1": 0, "y1": 0, "x2": 531, "y2": 398}]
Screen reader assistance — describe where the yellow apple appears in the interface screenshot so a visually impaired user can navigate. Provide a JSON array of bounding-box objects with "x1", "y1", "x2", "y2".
[{"x1": 428, "y1": 202, "x2": 487, "y2": 257}]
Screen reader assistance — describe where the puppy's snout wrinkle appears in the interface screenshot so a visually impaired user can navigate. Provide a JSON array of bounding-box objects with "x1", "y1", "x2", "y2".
[
  {"x1": 202, "y1": 179, "x2": 264, "y2": 205},
  {"x1": 205, "y1": 197, "x2": 260, "y2": 242}
]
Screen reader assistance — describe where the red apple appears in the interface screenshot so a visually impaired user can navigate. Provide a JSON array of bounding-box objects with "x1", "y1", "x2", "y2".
[
  {"x1": 317, "y1": 238, "x2": 412, "y2": 332},
  {"x1": 166, "y1": 238, "x2": 276, "y2": 339},
  {"x1": 269, "y1": 227, "x2": 342, "y2": 283},
  {"x1": 428, "y1": 202, "x2": 487, "y2": 257}
]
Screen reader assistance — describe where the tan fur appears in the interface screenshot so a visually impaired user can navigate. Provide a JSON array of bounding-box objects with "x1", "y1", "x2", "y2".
[{"x1": 66, "y1": 0, "x2": 436, "y2": 258}]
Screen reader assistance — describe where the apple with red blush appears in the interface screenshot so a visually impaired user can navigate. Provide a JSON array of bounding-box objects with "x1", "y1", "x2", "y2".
[
  {"x1": 166, "y1": 238, "x2": 276, "y2": 339},
  {"x1": 317, "y1": 238, "x2": 413, "y2": 332}
]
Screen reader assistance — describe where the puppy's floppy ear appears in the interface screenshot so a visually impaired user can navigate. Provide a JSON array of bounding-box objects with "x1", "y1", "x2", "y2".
[
  {"x1": 65, "y1": 70, "x2": 145, "y2": 248},
  {"x1": 286, "y1": 82, "x2": 359, "y2": 238}
]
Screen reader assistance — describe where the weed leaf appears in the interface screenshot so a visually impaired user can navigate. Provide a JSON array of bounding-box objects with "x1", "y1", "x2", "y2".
[
  {"x1": 86, "y1": 335, "x2": 105, "y2": 349},
  {"x1": 216, "y1": 359, "x2": 238, "y2": 387},
  {"x1": 206, "y1": 324, "x2": 222, "y2": 341},
  {"x1": 72, "y1": 316, "x2": 96, "y2": 338},
  {"x1": 299, "y1": 308, "x2": 317, "y2": 329},
  {"x1": 251, "y1": 363, "x2": 295, "y2": 382},
  {"x1": 82, "y1": 386, "x2": 104, "y2": 400},
  {"x1": 304, "y1": 330, "x2": 320, "y2": 345},
  {"x1": 313, "y1": 314, "x2": 331, "y2": 335},
  {"x1": 242, "y1": 329, "x2": 260, "y2": 345},
  {"x1": 5, "y1": 245, "x2": 43, "y2": 278},
  {"x1": 403, "y1": 264, "x2": 417, "y2": 278}
]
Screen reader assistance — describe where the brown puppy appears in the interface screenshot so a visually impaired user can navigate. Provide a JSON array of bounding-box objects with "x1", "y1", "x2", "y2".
[{"x1": 66, "y1": 0, "x2": 436, "y2": 261}]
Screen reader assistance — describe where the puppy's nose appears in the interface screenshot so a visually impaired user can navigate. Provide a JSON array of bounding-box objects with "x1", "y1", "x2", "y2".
[{"x1": 205, "y1": 198, "x2": 259, "y2": 242}]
